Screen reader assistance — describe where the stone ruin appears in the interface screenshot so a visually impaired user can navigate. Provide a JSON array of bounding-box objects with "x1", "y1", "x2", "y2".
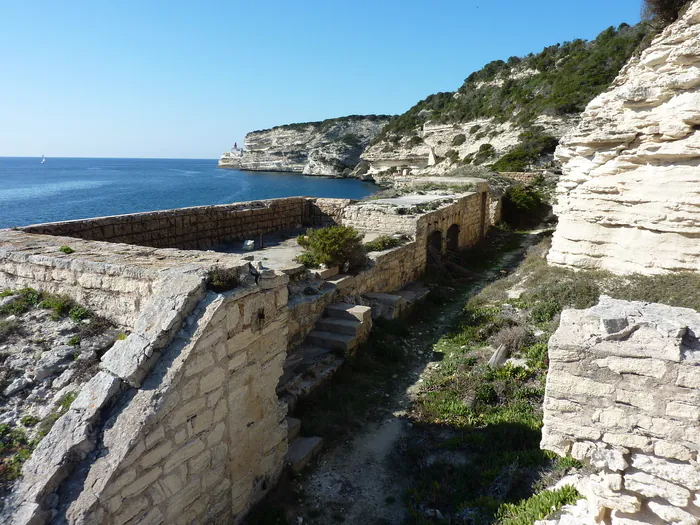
[
  {"x1": 542, "y1": 296, "x2": 700, "y2": 524},
  {"x1": 0, "y1": 188, "x2": 494, "y2": 524}
]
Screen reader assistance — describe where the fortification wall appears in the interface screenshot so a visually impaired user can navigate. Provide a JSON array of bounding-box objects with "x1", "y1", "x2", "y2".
[
  {"x1": 542, "y1": 296, "x2": 700, "y2": 524},
  {"x1": 4, "y1": 269, "x2": 290, "y2": 525},
  {"x1": 0, "y1": 230, "x2": 240, "y2": 329},
  {"x1": 21, "y1": 198, "x2": 312, "y2": 251},
  {"x1": 0, "y1": 191, "x2": 495, "y2": 524}
]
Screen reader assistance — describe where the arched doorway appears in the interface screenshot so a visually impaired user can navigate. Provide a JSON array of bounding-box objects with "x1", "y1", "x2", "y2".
[
  {"x1": 446, "y1": 224, "x2": 460, "y2": 253},
  {"x1": 427, "y1": 230, "x2": 442, "y2": 264}
]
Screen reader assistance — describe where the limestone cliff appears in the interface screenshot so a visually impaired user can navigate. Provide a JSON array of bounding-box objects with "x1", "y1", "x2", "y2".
[
  {"x1": 219, "y1": 115, "x2": 392, "y2": 177},
  {"x1": 362, "y1": 24, "x2": 648, "y2": 184},
  {"x1": 549, "y1": 1, "x2": 700, "y2": 275}
]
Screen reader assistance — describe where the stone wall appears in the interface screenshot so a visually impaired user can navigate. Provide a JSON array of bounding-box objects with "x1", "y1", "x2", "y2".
[
  {"x1": 0, "y1": 190, "x2": 495, "y2": 524},
  {"x1": 3, "y1": 268, "x2": 290, "y2": 525},
  {"x1": 21, "y1": 198, "x2": 312, "y2": 251},
  {"x1": 542, "y1": 296, "x2": 700, "y2": 524},
  {"x1": 0, "y1": 229, "x2": 242, "y2": 329},
  {"x1": 549, "y1": 1, "x2": 700, "y2": 275}
]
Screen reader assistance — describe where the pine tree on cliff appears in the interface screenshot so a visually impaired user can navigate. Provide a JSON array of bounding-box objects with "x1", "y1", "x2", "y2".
[{"x1": 642, "y1": 0, "x2": 691, "y2": 25}]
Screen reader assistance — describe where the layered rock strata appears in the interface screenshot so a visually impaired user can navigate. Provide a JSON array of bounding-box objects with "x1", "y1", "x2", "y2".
[
  {"x1": 542, "y1": 295, "x2": 700, "y2": 524},
  {"x1": 218, "y1": 115, "x2": 392, "y2": 177},
  {"x1": 361, "y1": 115, "x2": 571, "y2": 184},
  {"x1": 549, "y1": 1, "x2": 700, "y2": 274}
]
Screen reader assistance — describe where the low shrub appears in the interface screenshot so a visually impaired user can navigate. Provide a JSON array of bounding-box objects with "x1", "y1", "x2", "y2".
[
  {"x1": 296, "y1": 226, "x2": 367, "y2": 272},
  {"x1": 501, "y1": 184, "x2": 549, "y2": 228},
  {"x1": 452, "y1": 134, "x2": 467, "y2": 146},
  {"x1": 0, "y1": 288, "x2": 41, "y2": 316},
  {"x1": 524, "y1": 343, "x2": 548, "y2": 370},
  {"x1": 492, "y1": 325, "x2": 529, "y2": 352},
  {"x1": 530, "y1": 300, "x2": 560, "y2": 325},
  {"x1": 364, "y1": 235, "x2": 403, "y2": 252},
  {"x1": 295, "y1": 252, "x2": 321, "y2": 269},
  {"x1": 207, "y1": 267, "x2": 239, "y2": 292},
  {"x1": 407, "y1": 135, "x2": 423, "y2": 147},
  {"x1": 38, "y1": 294, "x2": 73, "y2": 320},
  {"x1": 496, "y1": 485, "x2": 581, "y2": 524},
  {"x1": 58, "y1": 245, "x2": 74, "y2": 254},
  {"x1": 69, "y1": 305, "x2": 90, "y2": 322},
  {"x1": 0, "y1": 319, "x2": 18, "y2": 342}
]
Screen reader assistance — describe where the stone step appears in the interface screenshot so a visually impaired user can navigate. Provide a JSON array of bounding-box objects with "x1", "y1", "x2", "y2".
[
  {"x1": 286, "y1": 417, "x2": 301, "y2": 441},
  {"x1": 326, "y1": 274, "x2": 354, "y2": 291},
  {"x1": 299, "y1": 345, "x2": 334, "y2": 363},
  {"x1": 315, "y1": 317, "x2": 362, "y2": 336},
  {"x1": 286, "y1": 436, "x2": 323, "y2": 473},
  {"x1": 325, "y1": 303, "x2": 372, "y2": 323},
  {"x1": 363, "y1": 292, "x2": 408, "y2": 320},
  {"x1": 311, "y1": 266, "x2": 339, "y2": 280},
  {"x1": 306, "y1": 330, "x2": 358, "y2": 353}
]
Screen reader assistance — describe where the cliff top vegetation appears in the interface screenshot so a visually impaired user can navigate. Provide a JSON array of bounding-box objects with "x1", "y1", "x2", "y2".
[
  {"x1": 374, "y1": 23, "x2": 650, "y2": 141},
  {"x1": 250, "y1": 114, "x2": 394, "y2": 135}
]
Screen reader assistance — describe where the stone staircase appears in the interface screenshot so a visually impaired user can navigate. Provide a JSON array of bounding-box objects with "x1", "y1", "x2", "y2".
[
  {"x1": 284, "y1": 416, "x2": 322, "y2": 473},
  {"x1": 278, "y1": 302, "x2": 372, "y2": 411}
]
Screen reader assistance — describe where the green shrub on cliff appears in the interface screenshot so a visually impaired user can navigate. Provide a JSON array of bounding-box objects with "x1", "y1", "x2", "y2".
[
  {"x1": 296, "y1": 225, "x2": 366, "y2": 271},
  {"x1": 492, "y1": 128, "x2": 558, "y2": 172},
  {"x1": 375, "y1": 23, "x2": 649, "y2": 143}
]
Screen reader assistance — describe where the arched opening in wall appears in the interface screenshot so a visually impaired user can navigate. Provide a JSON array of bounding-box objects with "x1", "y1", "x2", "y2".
[
  {"x1": 446, "y1": 224, "x2": 460, "y2": 253},
  {"x1": 427, "y1": 230, "x2": 442, "y2": 264}
]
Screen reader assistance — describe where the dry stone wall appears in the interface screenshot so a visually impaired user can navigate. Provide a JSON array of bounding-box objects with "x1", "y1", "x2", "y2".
[
  {"x1": 22, "y1": 198, "x2": 312, "y2": 251},
  {"x1": 549, "y1": 1, "x2": 700, "y2": 274},
  {"x1": 0, "y1": 191, "x2": 494, "y2": 524},
  {"x1": 542, "y1": 296, "x2": 700, "y2": 524}
]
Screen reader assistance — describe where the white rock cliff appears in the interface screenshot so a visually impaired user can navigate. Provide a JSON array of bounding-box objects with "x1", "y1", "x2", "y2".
[
  {"x1": 218, "y1": 115, "x2": 391, "y2": 177},
  {"x1": 549, "y1": 1, "x2": 700, "y2": 275}
]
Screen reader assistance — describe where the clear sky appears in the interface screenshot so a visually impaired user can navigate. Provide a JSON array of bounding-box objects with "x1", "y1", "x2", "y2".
[{"x1": 0, "y1": 0, "x2": 643, "y2": 159}]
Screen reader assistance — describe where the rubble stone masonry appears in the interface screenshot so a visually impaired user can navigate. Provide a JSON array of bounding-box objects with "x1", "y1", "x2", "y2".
[{"x1": 542, "y1": 296, "x2": 700, "y2": 524}]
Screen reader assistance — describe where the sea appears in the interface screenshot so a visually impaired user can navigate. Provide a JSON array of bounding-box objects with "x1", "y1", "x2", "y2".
[{"x1": 0, "y1": 157, "x2": 378, "y2": 228}]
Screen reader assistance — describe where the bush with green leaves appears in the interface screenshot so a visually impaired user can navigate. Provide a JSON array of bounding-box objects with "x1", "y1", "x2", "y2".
[
  {"x1": 406, "y1": 135, "x2": 423, "y2": 148},
  {"x1": 492, "y1": 128, "x2": 558, "y2": 172},
  {"x1": 364, "y1": 235, "x2": 403, "y2": 253},
  {"x1": 58, "y1": 245, "x2": 74, "y2": 254},
  {"x1": 207, "y1": 267, "x2": 239, "y2": 292},
  {"x1": 452, "y1": 133, "x2": 467, "y2": 146},
  {"x1": 296, "y1": 225, "x2": 367, "y2": 271},
  {"x1": 376, "y1": 23, "x2": 649, "y2": 162}
]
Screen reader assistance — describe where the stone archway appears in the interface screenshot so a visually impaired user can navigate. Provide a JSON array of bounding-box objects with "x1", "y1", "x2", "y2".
[
  {"x1": 446, "y1": 224, "x2": 460, "y2": 252},
  {"x1": 427, "y1": 230, "x2": 442, "y2": 264}
]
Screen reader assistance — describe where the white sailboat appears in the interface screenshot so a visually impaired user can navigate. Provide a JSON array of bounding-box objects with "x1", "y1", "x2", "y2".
[{"x1": 41, "y1": 155, "x2": 45, "y2": 164}]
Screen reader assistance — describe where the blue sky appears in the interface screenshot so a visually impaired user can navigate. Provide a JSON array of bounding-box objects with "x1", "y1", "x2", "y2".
[{"x1": 1, "y1": 0, "x2": 643, "y2": 159}]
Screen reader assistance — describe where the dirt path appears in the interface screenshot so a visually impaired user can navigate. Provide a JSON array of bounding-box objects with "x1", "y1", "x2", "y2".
[{"x1": 285, "y1": 229, "x2": 550, "y2": 525}]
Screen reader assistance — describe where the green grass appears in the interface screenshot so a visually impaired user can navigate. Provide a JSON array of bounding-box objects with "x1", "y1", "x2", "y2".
[
  {"x1": 496, "y1": 485, "x2": 581, "y2": 524},
  {"x1": 0, "y1": 424, "x2": 35, "y2": 484}
]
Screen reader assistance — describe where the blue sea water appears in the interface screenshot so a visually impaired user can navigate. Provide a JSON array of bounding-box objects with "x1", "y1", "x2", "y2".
[{"x1": 0, "y1": 157, "x2": 378, "y2": 228}]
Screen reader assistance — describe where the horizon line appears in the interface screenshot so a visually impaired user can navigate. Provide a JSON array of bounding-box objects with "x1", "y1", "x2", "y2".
[{"x1": 0, "y1": 156, "x2": 218, "y2": 161}]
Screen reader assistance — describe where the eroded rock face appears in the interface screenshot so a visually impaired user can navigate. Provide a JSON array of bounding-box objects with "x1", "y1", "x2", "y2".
[
  {"x1": 361, "y1": 114, "x2": 571, "y2": 184},
  {"x1": 219, "y1": 115, "x2": 391, "y2": 177},
  {"x1": 549, "y1": 1, "x2": 700, "y2": 275}
]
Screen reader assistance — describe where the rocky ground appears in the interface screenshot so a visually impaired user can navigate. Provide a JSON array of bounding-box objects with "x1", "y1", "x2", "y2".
[{"x1": 0, "y1": 289, "x2": 124, "y2": 490}]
